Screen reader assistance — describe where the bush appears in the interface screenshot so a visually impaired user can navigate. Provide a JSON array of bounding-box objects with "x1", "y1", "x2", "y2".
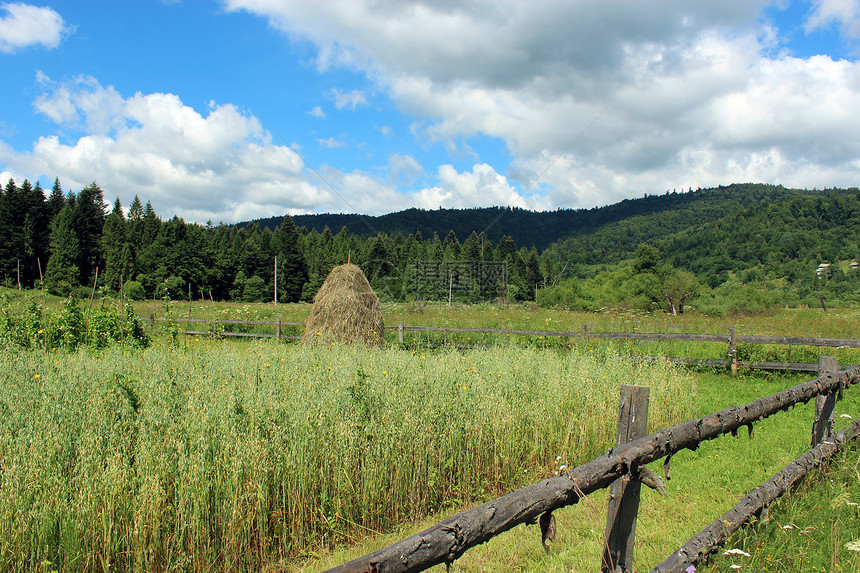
[
  {"x1": 695, "y1": 280, "x2": 782, "y2": 316},
  {"x1": 124, "y1": 280, "x2": 146, "y2": 301},
  {"x1": 0, "y1": 295, "x2": 149, "y2": 350},
  {"x1": 154, "y1": 276, "x2": 187, "y2": 300},
  {"x1": 242, "y1": 275, "x2": 268, "y2": 302},
  {"x1": 536, "y1": 279, "x2": 599, "y2": 311}
]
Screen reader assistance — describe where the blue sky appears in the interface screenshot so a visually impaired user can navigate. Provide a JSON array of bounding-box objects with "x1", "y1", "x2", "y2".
[{"x1": 1, "y1": 1, "x2": 859, "y2": 223}]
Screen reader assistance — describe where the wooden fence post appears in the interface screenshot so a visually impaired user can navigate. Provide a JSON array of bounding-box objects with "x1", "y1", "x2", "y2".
[
  {"x1": 276, "y1": 318, "x2": 281, "y2": 340},
  {"x1": 398, "y1": 321, "x2": 404, "y2": 344},
  {"x1": 811, "y1": 356, "x2": 838, "y2": 446},
  {"x1": 602, "y1": 385, "x2": 650, "y2": 573},
  {"x1": 729, "y1": 327, "x2": 737, "y2": 375}
]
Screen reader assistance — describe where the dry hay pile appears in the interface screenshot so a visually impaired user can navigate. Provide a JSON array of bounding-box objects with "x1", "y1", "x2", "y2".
[{"x1": 302, "y1": 263, "x2": 385, "y2": 346}]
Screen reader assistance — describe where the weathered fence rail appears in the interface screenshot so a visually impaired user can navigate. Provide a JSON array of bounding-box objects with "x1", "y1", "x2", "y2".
[
  {"x1": 391, "y1": 323, "x2": 859, "y2": 372},
  {"x1": 325, "y1": 362, "x2": 860, "y2": 573},
  {"x1": 142, "y1": 316, "x2": 859, "y2": 371},
  {"x1": 146, "y1": 315, "x2": 304, "y2": 340}
]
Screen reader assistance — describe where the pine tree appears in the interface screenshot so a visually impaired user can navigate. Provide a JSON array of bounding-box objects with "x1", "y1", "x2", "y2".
[
  {"x1": 72, "y1": 182, "x2": 107, "y2": 286},
  {"x1": 45, "y1": 205, "x2": 80, "y2": 296},
  {"x1": 0, "y1": 179, "x2": 22, "y2": 284},
  {"x1": 102, "y1": 198, "x2": 130, "y2": 292},
  {"x1": 46, "y1": 178, "x2": 65, "y2": 220},
  {"x1": 462, "y1": 231, "x2": 481, "y2": 261},
  {"x1": 272, "y1": 215, "x2": 308, "y2": 303}
]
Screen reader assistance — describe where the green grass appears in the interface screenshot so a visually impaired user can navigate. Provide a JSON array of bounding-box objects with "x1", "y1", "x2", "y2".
[
  {"x1": 0, "y1": 340, "x2": 693, "y2": 572},
  {"x1": 3, "y1": 289, "x2": 859, "y2": 572},
  {"x1": 294, "y1": 370, "x2": 860, "y2": 572}
]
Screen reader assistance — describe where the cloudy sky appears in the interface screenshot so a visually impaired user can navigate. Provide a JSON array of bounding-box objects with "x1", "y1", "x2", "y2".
[{"x1": 1, "y1": 1, "x2": 859, "y2": 223}]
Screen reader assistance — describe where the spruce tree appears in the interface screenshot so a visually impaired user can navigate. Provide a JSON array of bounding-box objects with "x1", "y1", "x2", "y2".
[
  {"x1": 46, "y1": 178, "x2": 65, "y2": 220},
  {"x1": 272, "y1": 215, "x2": 308, "y2": 303},
  {"x1": 102, "y1": 198, "x2": 130, "y2": 292},
  {"x1": 45, "y1": 205, "x2": 80, "y2": 295},
  {"x1": 0, "y1": 179, "x2": 22, "y2": 284},
  {"x1": 72, "y1": 182, "x2": 107, "y2": 286}
]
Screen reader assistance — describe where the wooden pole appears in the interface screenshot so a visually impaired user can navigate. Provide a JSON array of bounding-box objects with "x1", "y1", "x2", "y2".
[
  {"x1": 729, "y1": 326, "x2": 738, "y2": 375},
  {"x1": 602, "y1": 385, "x2": 650, "y2": 573},
  {"x1": 85, "y1": 267, "x2": 99, "y2": 346},
  {"x1": 274, "y1": 255, "x2": 278, "y2": 306},
  {"x1": 276, "y1": 318, "x2": 281, "y2": 340},
  {"x1": 811, "y1": 356, "x2": 838, "y2": 446},
  {"x1": 326, "y1": 368, "x2": 860, "y2": 573},
  {"x1": 398, "y1": 321, "x2": 404, "y2": 344},
  {"x1": 186, "y1": 283, "x2": 192, "y2": 344}
]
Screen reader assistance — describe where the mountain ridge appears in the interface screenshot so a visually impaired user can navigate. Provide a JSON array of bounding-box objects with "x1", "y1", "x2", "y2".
[{"x1": 247, "y1": 183, "x2": 805, "y2": 252}]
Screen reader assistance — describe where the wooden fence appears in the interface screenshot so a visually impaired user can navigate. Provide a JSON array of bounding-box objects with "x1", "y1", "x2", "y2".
[
  {"x1": 325, "y1": 359, "x2": 860, "y2": 573},
  {"x1": 145, "y1": 315, "x2": 860, "y2": 372},
  {"x1": 145, "y1": 315, "x2": 305, "y2": 340},
  {"x1": 391, "y1": 323, "x2": 860, "y2": 372}
]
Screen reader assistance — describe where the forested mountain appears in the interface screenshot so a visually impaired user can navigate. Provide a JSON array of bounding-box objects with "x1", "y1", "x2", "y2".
[
  {"x1": 662, "y1": 191, "x2": 859, "y2": 285},
  {"x1": 250, "y1": 183, "x2": 804, "y2": 252},
  {"x1": 0, "y1": 177, "x2": 857, "y2": 313}
]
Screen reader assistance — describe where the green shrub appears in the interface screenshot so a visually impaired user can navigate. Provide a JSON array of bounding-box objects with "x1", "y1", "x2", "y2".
[
  {"x1": 0, "y1": 295, "x2": 149, "y2": 351},
  {"x1": 536, "y1": 279, "x2": 600, "y2": 311},
  {"x1": 695, "y1": 280, "x2": 782, "y2": 316},
  {"x1": 123, "y1": 280, "x2": 146, "y2": 301}
]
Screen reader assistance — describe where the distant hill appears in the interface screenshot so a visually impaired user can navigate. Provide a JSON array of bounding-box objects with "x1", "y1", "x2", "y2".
[{"x1": 248, "y1": 183, "x2": 805, "y2": 252}]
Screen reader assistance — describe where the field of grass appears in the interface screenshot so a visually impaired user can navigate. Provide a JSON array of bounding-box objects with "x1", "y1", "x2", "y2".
[
  {"x1": 300, "y1": 370, "x2": 860, "y2": 573},
  {"x1": 2, "y1": 288, "x2": 859, "y2": 572},
  {"x1": 0, "y1": 338, "x2": 693, "y2": 572}
]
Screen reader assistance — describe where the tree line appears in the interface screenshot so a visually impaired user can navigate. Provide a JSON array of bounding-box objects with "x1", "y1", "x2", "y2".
[
  {"x1": 2, "y1": 177, "x2": 857, "y2": 313},
  {"x1": 0, "y1": 178, "x2": 547, "y2": 304}
]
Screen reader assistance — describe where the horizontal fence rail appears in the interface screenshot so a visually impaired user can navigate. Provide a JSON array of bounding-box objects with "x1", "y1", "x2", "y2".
[
  {"x1": 326, "y1": 365, "x2": 860, "y2": 573},
  {"x1": 654, "y1": 418, "x2": 860, "y2": 572},
  {"x1": 144, "y1": 315, "x2": 304, "y2": 340},
  {"x1": 140, "y1": 316, "x2": 859, "y2": 371}
]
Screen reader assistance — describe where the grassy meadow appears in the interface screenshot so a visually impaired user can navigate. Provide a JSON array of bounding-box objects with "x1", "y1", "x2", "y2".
[
  {"x1": 2, "y1": 289, "x2": 860, "y2": 572},
  {"x1": 298, "y1": 369, "x2": 860, "y2": 573},
  {"x1": 0, "y1": 337, "x2": 693, "y2": 572}
]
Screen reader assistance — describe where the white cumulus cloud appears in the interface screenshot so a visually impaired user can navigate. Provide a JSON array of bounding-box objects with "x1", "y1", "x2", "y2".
[
  {"x1": 0, "y1": 2, "x2": 68, "y2": 53},
  {"x1": 224, "y1": 0, "x2": 860, "y2": 210},
  {"x1": 805, "y1": 0, "x2": 860, "y2": 39},
  {"x1": 330, "y1": 88, "x2": 368, "y2": 111},
  {"x1": 3, "y1": 74, "x2": 333, "y2": 223}
]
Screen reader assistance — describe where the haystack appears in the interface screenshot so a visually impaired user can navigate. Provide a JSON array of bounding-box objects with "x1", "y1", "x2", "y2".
[{"x1": 302, "y1": 263, "x2": 385, "y2": 346}]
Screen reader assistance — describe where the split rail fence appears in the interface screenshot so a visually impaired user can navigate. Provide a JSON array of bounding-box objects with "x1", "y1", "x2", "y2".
[
  {"x1": 324, "y1": 359, "x2": 860, "y2": 573},
  {"x1": 145, "y1": 315, "x2": 860, "y2": 372}
]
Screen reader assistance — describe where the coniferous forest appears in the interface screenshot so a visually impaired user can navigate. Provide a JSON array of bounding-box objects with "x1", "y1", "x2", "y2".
[{"x1": 1, "y1": 177, "x2": 858, "y2": 315}]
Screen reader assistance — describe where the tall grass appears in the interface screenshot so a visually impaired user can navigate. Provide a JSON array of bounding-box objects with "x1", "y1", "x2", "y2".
[
  {"x1": 704, "y1": 445, "x2": 860, "y2": 572},
  {"x1": 0, "y1": 341, "x2": 694, "y2": 572}
]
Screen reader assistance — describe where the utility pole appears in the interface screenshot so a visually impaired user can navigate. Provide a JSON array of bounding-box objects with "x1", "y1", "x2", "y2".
[{"x1": 274, "y1": 255, "x2": 278, "y2": 306}]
